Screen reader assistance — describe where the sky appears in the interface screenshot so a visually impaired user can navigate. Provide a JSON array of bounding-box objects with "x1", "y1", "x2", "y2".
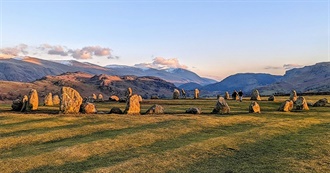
[{"x1": 0, "y1": 0, "x2": 328, "y2": 81}]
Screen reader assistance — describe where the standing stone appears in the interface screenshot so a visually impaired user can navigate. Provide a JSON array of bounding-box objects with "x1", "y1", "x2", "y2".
[
  {"x1": 250, "y1": 89, "x2": 261, "y2": 101},
  {"x1": 138, "y1": 95, "x2": 143, "y2": 102},
  {"x1": 249, "y1": 101, "x2": 261, "y2": 113},
  {"x1": 11, "y1": 96, "x2": 26, "y2": 111},
  {"x1": 97, "y1": 94, "x2": 104, "y2": 102},
  {"x1": 268, "y1": 95, "x2": 276, "y2": 101},
  {"x1": 27, "y1": 89, "x2": 38, "y2": 111},
  {"x1": 109, "y1": 107, "x2": 123, "y2": 114},
  {"x1": 173, "y1": 89, "x2": 180, "y2": 99},
  {"x1": 145, "y1": 104, "x2": 164, "y2": 114},
  {"x1": 278, "y1": 100, "x2": 294, "y2": 112},
  {"x1": 52, "y1": 95, "x2": 60, "y2": 105},
  {"x1": 60, "y1": 87, "x2": 83, "y2": 114},
  {"x1": 44, "y1": 93, "x2": 53, "y2": 106},
  {"x1": 81, "y1": 102, "x2": 97, "y2": 114},
  {"x1": 224, "y1": 92, "x2": 230, "y2": 100},
  {"x1": 289, "y1": 90, "x2": 298, "y2": 102},
  {"x1": 212, "y1": 97, "x2": 230, "y2": 114},
  {"x1": 124, "y1": 94, "x2": 140, "y2": 115},
  {"x1": 109, "y1": 95, "x2": 120, "y2": 102},
  {"x1": 21, "y1": 95, "x2": 28, "y2": 112},
  {"x1": 125, "y1": 87, "x2": 133, "y2": 98},
  {"x1": 186, "y1": 107, "x2": 201, "y2": 114},
  {"x1": 295, "y1": 96, "x2": 309, "y2": 110},
  {"x1": 194, "y1": 89, "x2": 200, "y2": 99},
  {"x1": 92, "y1": 94, "x2": 97, "y2": 101},
  {"x1": 181, "y1": 89, "x2": 186, "y2": 98},
  {"x1": 312, "y1": 98, "x2": 328, "y2": 107}
]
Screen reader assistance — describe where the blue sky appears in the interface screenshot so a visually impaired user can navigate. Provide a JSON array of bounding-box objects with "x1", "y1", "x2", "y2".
[{"x1": 0, "y1": 0, "x2": 328, "y2": 80}]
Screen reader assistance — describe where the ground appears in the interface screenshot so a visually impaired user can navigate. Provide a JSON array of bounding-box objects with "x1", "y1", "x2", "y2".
[{"x1": 0, "y1": 96, "x2": 329, "y2": 173}]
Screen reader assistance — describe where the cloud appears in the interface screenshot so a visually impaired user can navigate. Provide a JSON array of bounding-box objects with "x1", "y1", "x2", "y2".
[
  {"x1": 0, "y1": 44, "x2": 28, "y2": 57},
  {"x1": 283, "y1": 64, "x2": 303, "y2": 70},
  {"x1": 68, "y1": 46, "x2": 112, "y2": 59},
  {"x1": 48, "y1": 46, "x2": 68, "y2": 56},
  {"x1": 135, "y1": 57, "x2": 188, "y2": 69},
  {"x1": 264, "y1": 66, "x2": 282, "y2": 70},
  {"x1": 70, "y1": 49, "x2": 92, "y2": 59}
]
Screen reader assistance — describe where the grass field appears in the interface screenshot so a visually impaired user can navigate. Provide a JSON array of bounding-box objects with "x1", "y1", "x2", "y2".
[{"x1": 0, "y1": 95, "x2": 329, "y2": 173}]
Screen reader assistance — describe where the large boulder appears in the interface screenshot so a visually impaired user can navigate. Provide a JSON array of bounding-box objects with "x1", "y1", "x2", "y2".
[
  {"x1": 186, "y1": 107, "x2": 201, "y2": 114},
  {"x1": 268, "y1": 95, "x2": 276, "y2": 101},
  {"x1": 289, "y1": 90, "x2": 298, "y2": 102},
  {"x1": 194, "y1": 89, "x2": 200, "y2": 99},
  {"x1": 173, "y1": 89, "x2": 180, "y2": 99},
  {"x1": 124, "y1": 94, "x2": 140, "y2": 115},
  {"x1": 278, "y1": 100, "x2": 294, "y2": 112},
  {"x1": 109, "y1": 107, "x2": 123, "y2": 114},
  {"x1": 109, "y1": 95, "x2": 120, "y2": 102},
  {"x1": 249, "y1": 101, "x2": 261, "y2": 113},
  {"x1": 250, "y1": 89, "x2": 261, "y2": 101},
  {"x1": 12, "y1": 98, "x2": 23, "y2": 111},
  {"x1": 44, "y1": 93, "x2": 53, "y2": 106},
  {"x1": 295, "y1": 96, "x2": 309, "y2": 110},
  {"x1": 52, "y1": 95, "x2": 60, "y2": 105},
  {"x1": 60, "y1": 87, "x2": 83, "y2": 114},
  {"x1": 312, "y1": 98, "x2": 328, "y2": 107},
  {"x1": 81, "y1": 102, "x2": 97, "y2": 114},
  {"x1": 145, "y1": 104, "x2": 164, "y2": 114},
  {"x1": 27, "y1": 89, "x2": 38, "y2": 111},
  {"x1": 224, "y1": 92, "x2": 230, "y2": 100},
  {"x1": 212, "y1": 97, "x2": 230, "y2": 114}
]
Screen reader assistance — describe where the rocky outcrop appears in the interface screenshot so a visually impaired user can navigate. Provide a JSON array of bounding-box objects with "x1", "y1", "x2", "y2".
[
  {"x1": 249, "y1": 101, "x2": 261, "y2": 113},
  {"x1": 124, "y1": 94, "x2": 140, "y2": 115},
  {"x1": 212, "y1": 97, "x2": 230, "y2": 114},
  {"x1": 145, "y1": 104, "x2": 164, "y2": 114},
  {"x1": 60, "y1": 87, "x2": 83, "y2": 114}
]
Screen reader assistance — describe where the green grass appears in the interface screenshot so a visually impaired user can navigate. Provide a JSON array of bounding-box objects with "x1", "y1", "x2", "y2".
[{"x1": 0, "y1": 95, "x2": 329, "y2": 173}]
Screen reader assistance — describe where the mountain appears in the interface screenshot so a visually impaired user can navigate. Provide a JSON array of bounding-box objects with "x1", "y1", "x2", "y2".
[
  {"x1": 104, "y1": 65, "x2": 217, "y2": 86},
  {"x1": 0, "y1": 72, "x2": 177, "y2": 101},
  {"x1": 258, "y1": 62, "x2": 330, "y2": 95},
  {"x1": 201, "y1": 73, "x2": 282, "y2": 94},
  {"x1": 178, "y1": 82, "x2": 202, "y2": 91},
  {"x1": 0, "y1": 56, "x2": 216, "y2": 86}
]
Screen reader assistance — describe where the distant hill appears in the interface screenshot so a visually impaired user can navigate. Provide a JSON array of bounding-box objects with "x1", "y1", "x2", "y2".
[
  {"x1": 0, "y1": 57, "x2": 216, "y2": 86},
  {"x1": 104, "y1": 65, "x2": 217, "y2": 86},
  {"x1": 178, "y1": 82, "x2": 202, "y2": 91},
  {"x1": 0, "y1": 72, "x2": 177, "y2": 101},
  {"x1": 201, "y1": 73, "x2": 282, "y2": 95},
  {"x1": 258, "y1": 62, "x2": 330, "y2": 95}
]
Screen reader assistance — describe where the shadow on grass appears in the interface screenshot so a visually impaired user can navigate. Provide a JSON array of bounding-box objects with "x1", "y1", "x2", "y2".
[{"x1": 26, "y1": 123, "x2": 260, "y2": 173}]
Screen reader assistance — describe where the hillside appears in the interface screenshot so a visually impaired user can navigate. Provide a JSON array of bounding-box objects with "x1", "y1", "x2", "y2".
[
  {"x1": 201, "y1": 73, "x2": 281, "y2": 94},
  {"x1": 0, "y1": 57, "x2": 216, "y2": 86},
  {"x1": 0, "y1": 72, "x2": 177, "y2": 101},
  {"x1": 258, "y1": 62, "x2": 330, "y2": 95}
]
